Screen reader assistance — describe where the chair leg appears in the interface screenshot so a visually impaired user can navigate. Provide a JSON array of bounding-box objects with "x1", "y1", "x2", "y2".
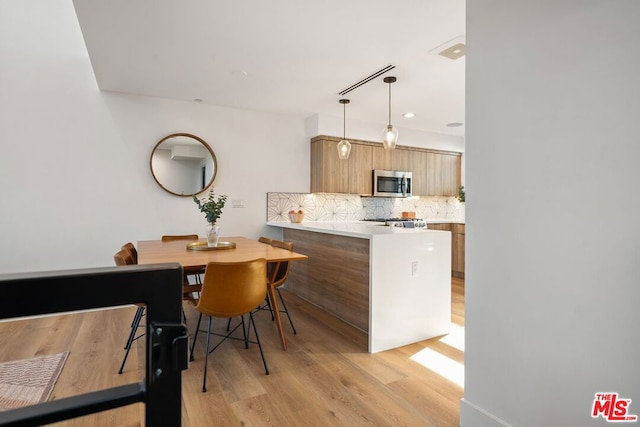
[
  {"x1": 264, "y1": 294, "x2": 275, "y2": 320},
  {"x1": 245, "y1": 313, "x2": 253, "y2": 346},
  {"x1": 249, "y1": 312, "x2": 269, "y2": 375},
  {"x1": 182, "y1": 307, "x2": 188, "y2": 330},
  {"x1": 189, "y1": 313, "x2": 203, "y2": 362},
  {"x1": 202, "y1": 316, "x2": 212, "y2": 392},
  {"x1": 276, "y1": 288, "x2": 297, "y2": 335},
  {"x1": 240, "y1": 315, "x2": 249, "y2": 349},
  {"x1": 124, "y1": 306, "x2": 145, "y2": 349},
  {"x1": 119, "y1": 306, "x2": 145, "y2": 374}
]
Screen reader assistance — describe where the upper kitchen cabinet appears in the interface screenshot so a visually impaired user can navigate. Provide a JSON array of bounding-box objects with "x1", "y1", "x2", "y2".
[
  {"x1": 310, "y1": 135, "x2": 462, "y2": 196},
  {"x1": 410, "y1": 150, "x2": 429, "y2": 196},
  {"x1": 428, "y1": 151, "x2": 462, "y2": 196},
  {"x1": 371, "y1": 144, "x2": 392, "y2": 170},
  {"x1": 391, "y1": 147, "x2": 412, "y2": 172},
  {"x1": 310, "y1": 136, "x2": 372, "y2": 195}
]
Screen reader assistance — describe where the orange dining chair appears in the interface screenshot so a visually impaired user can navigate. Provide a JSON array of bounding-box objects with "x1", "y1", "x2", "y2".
[
  {"x1": 224, "y1": 236, "x2": 274, "y2": 333},
  {"x1": 114, "y1": 248, "x2": 144, "y2": 374},
  {"x1": 189, "y1": 258, "x2": 269, "y2": 392},
  {"x1": 256, "y1": 239, "x2": 297, "y2": 335}
]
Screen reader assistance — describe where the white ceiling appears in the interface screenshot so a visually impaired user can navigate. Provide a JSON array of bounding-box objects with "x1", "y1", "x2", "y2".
[{"x1": 72, "y1": 0, "x2": 465, "y2": 137}]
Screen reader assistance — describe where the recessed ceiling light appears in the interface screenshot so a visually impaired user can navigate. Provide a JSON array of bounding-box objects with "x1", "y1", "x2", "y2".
[
  {"x1": 402, "y1": 112, "x2": 416, "y2": 119},
  {"x1": 446, "y1": 122, "x2": 464, "y2": 127},
  {"x1": 232, "y1": 69, "x2": 248, "y2": 77},
  {"x1": 193, "y1": 98, "x2": 203, "y2": 103}
]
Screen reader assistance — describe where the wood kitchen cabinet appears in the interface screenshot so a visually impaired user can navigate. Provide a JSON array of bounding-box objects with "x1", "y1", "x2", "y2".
[
  {"x1": 427, "y1": 222, "x2": 465, "y2": 278},
  {"x1": 427, "y1": 223, "x2": 452, "y2": 232},
  {"x1": 348, "y1": 143, "x2": 373, "y2": 194},
  {"x1": 310, "y1": 137, "x2": 372, "y2": 194},
  {"x1": 451, "y1": 223, "x2": 465, "y2": 278},
  {"x1": 391, "y1": 147, "x2": 412, "y2": 172},
  {"x1": 310, "y1": 138, "x2": 347, "y2": 193},
  {"x1": 311, "y1": 135, "x2": 462, "y2": 196},
  {"x1": 371, "y1": 144, "x2": 393, "y2": 171},
  {"x1": 432, "y1": 152, "x2": 461, "y2": 196},
  {"x1": 410, "y1": 150, "x2": 429, "y2": 197}
]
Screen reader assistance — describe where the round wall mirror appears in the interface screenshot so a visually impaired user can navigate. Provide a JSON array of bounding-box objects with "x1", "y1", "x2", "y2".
[{"x1": 150, "y1": 133, "x2": 217, "y2": 196}]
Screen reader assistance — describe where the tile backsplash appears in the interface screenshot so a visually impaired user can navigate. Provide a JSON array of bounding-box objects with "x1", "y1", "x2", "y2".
[{"x1": 267, "y1": 192, "x2": 465, "y2": 222}]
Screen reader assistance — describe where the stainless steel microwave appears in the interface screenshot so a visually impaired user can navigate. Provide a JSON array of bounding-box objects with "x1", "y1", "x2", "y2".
[{"x1": 372, "y1": 170, "x2": 412, "y2": 197}]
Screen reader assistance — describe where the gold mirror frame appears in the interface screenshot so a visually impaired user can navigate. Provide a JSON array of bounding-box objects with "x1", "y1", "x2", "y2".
[{"x1": 149, "y1": 133, "x2": 218, "y2": 197}]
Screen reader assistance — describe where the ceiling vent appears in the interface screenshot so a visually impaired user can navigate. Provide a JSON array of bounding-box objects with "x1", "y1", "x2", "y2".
[
  {"x1": 438, "y1": 43, "x2": 465, "y2": 60},
  {"x1": 338, "y1": 64, "x2": 395, "y2": 95},
  {"x1": 430, "y1": 35, "x2": 466, "y2": 60}
]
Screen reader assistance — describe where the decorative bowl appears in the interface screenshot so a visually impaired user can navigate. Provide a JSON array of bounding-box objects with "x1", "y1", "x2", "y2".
[{"x1": 288, "y1": 212, "x2": 304, "y2": 223}]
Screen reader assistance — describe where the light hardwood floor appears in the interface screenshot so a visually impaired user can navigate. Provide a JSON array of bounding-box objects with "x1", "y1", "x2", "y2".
[{"x1": 0, "y1": 278, "x2": 465, "y2": 426}]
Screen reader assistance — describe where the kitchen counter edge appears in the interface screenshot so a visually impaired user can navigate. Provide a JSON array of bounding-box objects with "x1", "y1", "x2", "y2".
[{"x1": 266, "y1": 221, "x2": 461, "y2": 239}]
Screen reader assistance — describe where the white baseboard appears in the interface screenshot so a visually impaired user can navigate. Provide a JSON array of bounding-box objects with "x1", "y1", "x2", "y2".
[{"x1": 460, "y1": 398, "x2": 511, "y2": 427}]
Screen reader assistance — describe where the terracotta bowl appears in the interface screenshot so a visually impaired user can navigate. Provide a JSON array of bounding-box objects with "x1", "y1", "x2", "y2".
[{"x1": 288, "y1": 212, "x2": 304, "y2": 223}]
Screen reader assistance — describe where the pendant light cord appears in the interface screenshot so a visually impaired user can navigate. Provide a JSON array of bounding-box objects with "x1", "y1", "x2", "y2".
[
  {"x1": 388, "y1": 81, "x2": 392, "y2": 126},
  {"x1": 343, "y1": 102, "x2": 346, "y2": 139}
]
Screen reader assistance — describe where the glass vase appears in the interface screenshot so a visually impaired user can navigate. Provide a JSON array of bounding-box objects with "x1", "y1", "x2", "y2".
[{"x1": 206, "y1": 223, "x2": 220, "y2": 247}]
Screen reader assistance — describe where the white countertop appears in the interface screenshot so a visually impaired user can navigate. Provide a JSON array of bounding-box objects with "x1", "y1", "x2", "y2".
[{"x1": 266, "y1": 221, "x2": 454, "y2": 239}]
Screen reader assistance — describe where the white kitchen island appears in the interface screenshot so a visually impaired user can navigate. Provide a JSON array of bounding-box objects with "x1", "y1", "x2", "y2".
[{"x1": 267, "y1": 221, "x2": 451, "y2": 353}]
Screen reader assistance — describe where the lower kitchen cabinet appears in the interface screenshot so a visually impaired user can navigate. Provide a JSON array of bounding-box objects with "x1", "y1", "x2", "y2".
[
  {"x1": 427, "y1": 223, "x2": 451, "y2": 232},
  {"x1": 279, "y1": 226, "x2": 451, "y2": 353},
  {"x1": 428, "y1": 223, "x2": 465, "y2": 278},
  {"x1": 451, "y1": 223, "x2": 465, "y2": 279}
]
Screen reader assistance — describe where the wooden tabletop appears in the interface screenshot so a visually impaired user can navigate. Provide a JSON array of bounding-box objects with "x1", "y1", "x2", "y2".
[
  {"x1": 137, "y1": 236, "x2": 307, "y2": 351},
  {"x1": 137, "y1": 236, "x2": 308, "y2": 267}
]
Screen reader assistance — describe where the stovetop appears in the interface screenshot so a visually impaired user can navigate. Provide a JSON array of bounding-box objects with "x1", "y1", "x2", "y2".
[
  {"x1": 362, "y1": 218, "x2": 427, "y2": 228},
  {"x1": 363, "y1": 217, "x2": 419, "y2": 222}
]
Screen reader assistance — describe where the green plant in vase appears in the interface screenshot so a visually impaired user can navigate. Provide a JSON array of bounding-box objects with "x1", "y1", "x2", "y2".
[{"x1": 193, "y1": 189, "x2": 227, "y2": 246}]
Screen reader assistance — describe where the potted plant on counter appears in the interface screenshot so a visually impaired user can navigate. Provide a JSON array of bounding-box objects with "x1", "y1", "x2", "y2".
[{"x1": 193, "y1": 189, "x2": 228, "y2": 247}]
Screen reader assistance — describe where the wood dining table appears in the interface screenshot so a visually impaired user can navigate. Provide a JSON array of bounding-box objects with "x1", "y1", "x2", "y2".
[{"x1": 137, "y1": 236, "x2": 308, "y2": 350}]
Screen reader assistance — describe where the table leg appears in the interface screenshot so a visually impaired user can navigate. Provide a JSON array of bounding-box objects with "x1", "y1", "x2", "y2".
[{"x1": 267, "y1": 282, "x2": 287, "y2": 350}]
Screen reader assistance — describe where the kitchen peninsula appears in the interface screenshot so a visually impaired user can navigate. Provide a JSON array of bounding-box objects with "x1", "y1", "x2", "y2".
[{"x1": 267, "y1": 221, "x2": 451, "y2": 353}]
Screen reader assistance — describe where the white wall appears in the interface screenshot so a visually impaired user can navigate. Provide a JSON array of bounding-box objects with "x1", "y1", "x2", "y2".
[
  {"x1": 462, "y1": 2, "x2": 640, "y2": 426},
  {"x1": 0, "y1": 0, "x2": 308, "y2": 274}
]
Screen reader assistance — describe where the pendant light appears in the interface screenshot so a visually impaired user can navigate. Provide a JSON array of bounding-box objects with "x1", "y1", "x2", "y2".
[
  {"x1": 337, "y1": 99, "x2": 352, "y2": 160},
  {"x1": 382, "y1": 76, "x2": 398, "y2": 149}
]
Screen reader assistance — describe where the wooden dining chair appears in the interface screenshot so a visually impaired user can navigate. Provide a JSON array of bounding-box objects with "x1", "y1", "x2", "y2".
[
  {"x1": 189, "y1": 258, "x2": 269, "y2": 392},
  {"x1": 121, "y1": 242, "x2": 137, "y2": 264},
  {"x1": 254, "y1": 236, "x2": 276, "y2": 316},
  {"x1": 114, "y1": 248, "x2": 144, "y2": 374},
  {"x1": 161, "y1": 234, "x2": 205, "y2": 302},
  {"x1": 255, "y1": 239, "x2": 297, "y2": 335},
  {"x1": 161, "y1": 234, "x2": 199, "y2": 242}
]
